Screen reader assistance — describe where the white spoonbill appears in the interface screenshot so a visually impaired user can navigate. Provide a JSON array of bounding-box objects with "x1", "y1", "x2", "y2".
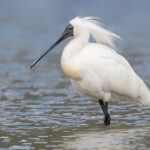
[{"x1": 31, "y1": 16, "x2": 150, "y2": 125}]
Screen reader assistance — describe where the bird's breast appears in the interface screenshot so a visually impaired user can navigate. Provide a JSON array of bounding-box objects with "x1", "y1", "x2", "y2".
[{"x1": 61, "y1": 59, "x2": 80, "y2": 80}]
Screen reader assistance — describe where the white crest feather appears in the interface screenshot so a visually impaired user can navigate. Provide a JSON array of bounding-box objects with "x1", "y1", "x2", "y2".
[
  {"x1": 71, "y1": 16, "x2": 120, "y2": 49},
  {"x1": 83, "y1": 16, "x2": 120, "y2": 49}
]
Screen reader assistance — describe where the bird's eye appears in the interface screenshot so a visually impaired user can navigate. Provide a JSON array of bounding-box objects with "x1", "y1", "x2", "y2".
[{"x1": 68, "y1": 25, "x2": 73, "y2": 29}]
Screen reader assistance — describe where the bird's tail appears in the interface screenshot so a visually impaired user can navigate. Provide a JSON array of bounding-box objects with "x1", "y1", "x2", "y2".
[{"x1": 137, "y1": 77, "x2": 150, "y2": 106}]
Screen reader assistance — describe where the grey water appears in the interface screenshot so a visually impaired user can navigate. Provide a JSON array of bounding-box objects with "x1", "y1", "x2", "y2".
[{"x1": 0, "y1": 0, "x2": 150, "y2": 149}]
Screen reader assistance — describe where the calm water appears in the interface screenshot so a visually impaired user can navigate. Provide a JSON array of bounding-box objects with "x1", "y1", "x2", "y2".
[{"x1": 0, "y1": 0, "x2": 150, "y2": 149}]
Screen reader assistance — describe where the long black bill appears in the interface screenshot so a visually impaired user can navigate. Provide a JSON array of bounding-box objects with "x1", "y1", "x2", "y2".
[{"x1": 30, "y1": 24, "x2": 73, "y2": 69}]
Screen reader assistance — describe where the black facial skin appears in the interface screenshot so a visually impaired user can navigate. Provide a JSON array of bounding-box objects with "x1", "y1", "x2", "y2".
[{"x1": 30, "y1": 24, "x2": 73, "y2": 69}]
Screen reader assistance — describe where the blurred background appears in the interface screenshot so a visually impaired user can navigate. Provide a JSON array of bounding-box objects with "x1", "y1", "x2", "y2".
[{"x1": 0, "y1": 0, "x2": 150, "y2": 149}]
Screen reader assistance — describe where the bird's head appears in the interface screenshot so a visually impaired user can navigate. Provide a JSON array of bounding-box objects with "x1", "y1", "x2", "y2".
[
  {"x1": 30, "y1": 23, "x2": 74, "y2": 68},
  {"x1": 30, "y1": 16, "x2": 120, "y2": 68}
]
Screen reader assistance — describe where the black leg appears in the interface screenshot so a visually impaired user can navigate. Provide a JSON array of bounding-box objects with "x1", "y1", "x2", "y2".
[
  {"x1": 98, "y1": 99, "x2": 105, "y2": 114},
  {"x1": 98, "y1": 99, "x2": 111, "y2": 125},
  {"x1": 104, "y1": 102, "x2": 111, "y2": 125}
]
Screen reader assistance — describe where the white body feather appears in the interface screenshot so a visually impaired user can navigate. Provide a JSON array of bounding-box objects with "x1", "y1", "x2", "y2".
[{"x1": 61, "y1": 17, "x2": 150, "y2": 106}]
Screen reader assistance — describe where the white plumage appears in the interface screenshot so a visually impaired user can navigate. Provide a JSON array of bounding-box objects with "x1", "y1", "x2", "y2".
[
  {"x1": 31, "y1": 16, "x2": 150, "y2": 125},
  {"x1": 61, "y1": 16, "x2": 150, "y2": 106}
]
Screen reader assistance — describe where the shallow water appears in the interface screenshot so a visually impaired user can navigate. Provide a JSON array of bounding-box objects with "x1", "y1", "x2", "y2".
[{"x1": 0, "y1": 0, "x2": 150, "y2": 149}]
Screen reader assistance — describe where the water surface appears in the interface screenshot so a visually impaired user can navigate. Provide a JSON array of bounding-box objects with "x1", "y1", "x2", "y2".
[{"x1": 0, "y1": 0, "x2": 150, "y2": 149}]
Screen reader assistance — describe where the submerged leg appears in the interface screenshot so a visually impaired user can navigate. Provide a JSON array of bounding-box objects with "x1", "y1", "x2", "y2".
[{"x1": 98, "y1": 99, "x2": 111, "y2": 125}]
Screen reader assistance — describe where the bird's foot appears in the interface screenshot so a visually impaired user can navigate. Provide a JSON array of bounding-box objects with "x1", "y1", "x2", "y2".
[{"x1": 104, "y1": 113, "x2": 111, "y2": 126}]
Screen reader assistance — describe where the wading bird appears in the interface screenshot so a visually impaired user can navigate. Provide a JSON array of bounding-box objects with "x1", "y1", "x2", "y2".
[{"x1": 31, "y1": 16, "x2": 150, "y2": 125}]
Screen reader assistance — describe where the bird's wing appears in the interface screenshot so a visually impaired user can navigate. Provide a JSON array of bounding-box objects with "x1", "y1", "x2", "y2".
[
  {"x1": 78, "y1": 44, "x2": 138, "y2": 96},
  {"x1": 77, "y1": 44, "x2": 150, "y2": 106},
  {"x1": 82, "y1": 43, "x2": 133, "y2": 70},
  {"x1": 104, "y1": 50, "x2": 133, "y2": 70}
]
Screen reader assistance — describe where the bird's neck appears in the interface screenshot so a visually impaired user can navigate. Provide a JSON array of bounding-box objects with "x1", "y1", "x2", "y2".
[
  {"x1": 62, "y1": 33, "x2": 89, "y2": 60},
  {"x1": 61, "y1": 33, "x2": 89, "y2": 79}
]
